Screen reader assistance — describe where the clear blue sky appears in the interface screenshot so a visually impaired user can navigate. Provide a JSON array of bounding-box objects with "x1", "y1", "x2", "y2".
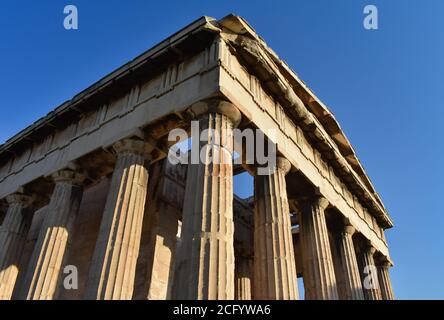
[{"x1": 0, "y1": 0, "x2": 442, "y2": 299}]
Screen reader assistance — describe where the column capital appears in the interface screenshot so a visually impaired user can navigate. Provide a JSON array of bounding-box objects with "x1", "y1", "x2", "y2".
[
  {"x1": 377, "y1": 257, "x2": 392, "y2": 268},
  {"x1": 342, "y1": 224, "x2": 356, "y2": 236},
  {"x1": 51, "y1": 169, "x2": 86, "y2": 186},
  {"x1": 276, "y1": 157, "x2": 291, "y2": 175},
  {"x1": 317, "y1": 196, "x2": 330, "y2": 210},
  {"x1": 5, "y1": 192, "x2": 34, "y2": 208},
  {"x1": 188, "y1": 99, "x2": 241, "y2": 127},
  {"x1": 257, "y1": 156, "x2": 292, "y2": 176},
  {"x1": 363, "y1": 241, "x2": 377, "y2": 255},
  {"x1": 112, "y1": 138, "x2": 154, "y2": 160},
  {"x1": 297, "y1": 195, "x2": 329, "y2": 212}
]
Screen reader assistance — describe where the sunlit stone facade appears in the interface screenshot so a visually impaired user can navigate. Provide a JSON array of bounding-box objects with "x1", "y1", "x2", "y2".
[{"x1": 0, "y1": 15, "x2": 393, "y2": 300}]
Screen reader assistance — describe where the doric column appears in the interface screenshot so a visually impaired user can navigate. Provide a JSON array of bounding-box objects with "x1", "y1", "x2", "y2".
[
  {"x1": 133, "y1": 160, "x2": 185, "y2": 300},
  {"x1": 377, "y1": 260, "x2": 394, "y2": 300},
  {"x1": 235, "y1": 256, "x2": 252, "y2": 300},
  {"x1": 143, "y1": 202, "x2": 178, "y2": 300},
  {"x1": 85, "y1": 139, "x2": 151, "y2": 300},
  {"x1": 21, "y1": 169, "x2": 85, "y2": 300},
  {"x1": 338, "y1": 225, "x2": 364, "y2": 300},
  {"x1": 359, "y1": 244, "x2": 381, "y2": 300},
  {"x1": 253, "y1": 157, "x2": 299, "y2": 300},
  {"x1": 299, "y1": 196, "x2": 338, "y2": 300},
  {"x1": 175, "y1": 99, "x2": 241, "y2": 300},
  {"x1": 0, "y1": 192, "x2": 33, "y2": 300}
]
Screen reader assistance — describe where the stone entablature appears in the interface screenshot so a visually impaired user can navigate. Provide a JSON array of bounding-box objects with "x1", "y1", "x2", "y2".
[
  {"x1": 217, "y1": 31, "x2": 390, "y2": 228},
  {"x1": 0, "y1": 18, "x2": 221, "y2": 200},
  {"x1": 216, "y1": 38, "x2": 390, "y2": 256}
]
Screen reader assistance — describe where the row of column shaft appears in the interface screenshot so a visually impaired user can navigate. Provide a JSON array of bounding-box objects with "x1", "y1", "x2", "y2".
[{"x1": 0, "y1": 100, "x2": 394, "y2": 300}]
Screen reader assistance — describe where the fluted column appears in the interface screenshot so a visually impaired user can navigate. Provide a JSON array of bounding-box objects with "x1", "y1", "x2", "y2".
[
  {"x1": 299, "y1": 196, "x2": 338, "y2": 300},
  {"x1": 21, "y1": 169, "x2": 85, "y2": 300},
  {"x1": 338, "y1": 225, "x2": 364, "y2": 300},
  {"x1": 0, "y1": 192, "x2": 33, "y2": 300},
  {"x1": 359, "y1": 244, "x2": 381, "y2": 300},
  {"x1": 175, "y1": 99, "x2": 241, "y2": 300},
  {"x1": 253, "y1": 157, "x2": 298, "y2": 300},
  {"x1": 235, "y1": 256, "x2": 252, "y2": 300},
  {"x1": 85, "y1": 139, "x2": 151, "y2": 300},
  {"x1": 378, "y1": 260, "x2": 394, "y2": 300},
  {"x1": 144, "y1": 202, "x2": 178, "y2": 300}
]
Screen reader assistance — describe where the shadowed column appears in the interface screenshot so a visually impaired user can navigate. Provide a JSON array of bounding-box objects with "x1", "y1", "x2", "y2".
[
  {"x1": 359, "y1": 244, "x2": 381, "y2": 300},
  {"x1": 175, "y1": 99, "x2": 240, "y2": 300},
  {"x1": 85, "y1": 139, "x2": 152, "y2": 300},
  {"x1": 133, "y1": 160, "x2": 186, "y2": 300},
  {"x1": 299, "y1": 196, "x2": 338, "y2": 300},
  {"x1": 21, "y1": 169, "x2": 85, "y2": 300},
  {"x1": 338, "y1": 224, "x2": 364, "y2": 300},
  {"x1": 254, "y1": 157, "x2": 299, "y2": 300},
  {"x1": 144, "y1": 202, "x2": 178, "y2": 300},
  {"x1": 0, "y1": 192, "x2": 34, "y2": 300},
  {"x1": 235, "y1": 255, "x2": 252, "y2": 300},
  {"x1": 378, "y1": 260, "x2": 394, "y2": 300}
]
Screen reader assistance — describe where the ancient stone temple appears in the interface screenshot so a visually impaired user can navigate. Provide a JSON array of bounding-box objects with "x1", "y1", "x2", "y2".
[{"x1": 0, "y1": 15, "x2": 394, "y2": 300}]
